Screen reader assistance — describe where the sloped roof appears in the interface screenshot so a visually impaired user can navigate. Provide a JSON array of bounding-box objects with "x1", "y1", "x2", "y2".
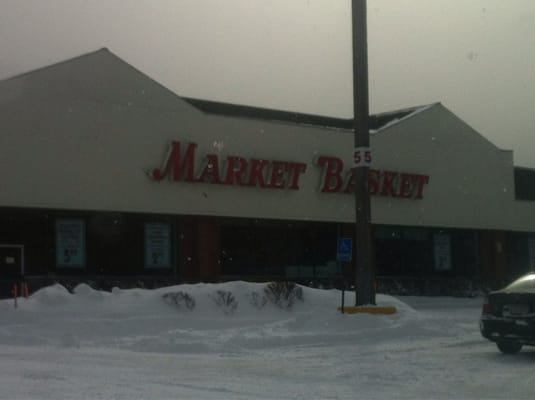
[
  {"x1": 0, "y1": 48, "x2": 200, "y2": 114},
  {"x1": 0, "y1": 48, "x2": 434, "y2": 132}
]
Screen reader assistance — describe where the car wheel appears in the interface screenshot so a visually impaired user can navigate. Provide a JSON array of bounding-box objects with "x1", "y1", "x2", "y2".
[{"x1": 496, "y1": 341, "x2": 522, "y2": 354}]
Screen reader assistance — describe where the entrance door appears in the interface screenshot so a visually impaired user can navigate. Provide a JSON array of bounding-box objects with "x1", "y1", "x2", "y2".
[{"x1": 0, "y1": 245, "x2": 24, "y2": 280}]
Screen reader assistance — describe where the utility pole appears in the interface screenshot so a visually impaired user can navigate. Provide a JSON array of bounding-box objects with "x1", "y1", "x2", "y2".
[{"x1": 352, "y1": 0, "x2": 375, "y2": 305}]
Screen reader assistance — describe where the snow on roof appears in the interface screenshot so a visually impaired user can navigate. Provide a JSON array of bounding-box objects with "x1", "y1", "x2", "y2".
[{"x1": 369, "y1": 103, "x2": 439, "y2": 134}]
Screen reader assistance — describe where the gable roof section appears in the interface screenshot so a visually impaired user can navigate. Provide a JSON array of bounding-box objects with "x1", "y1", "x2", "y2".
[
  {"x1": 0, "y1": 48, "x2": 200, "y2": 114},
  {"x1": 0, "y1": 48, "x2": 436, "y2": 132},
  {"x1": 0, "y1": 48, "x2": 505, "y2": 158}
]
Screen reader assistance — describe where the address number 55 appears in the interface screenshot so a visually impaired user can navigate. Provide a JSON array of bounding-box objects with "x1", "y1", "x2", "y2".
[{"x1": 354, "y1": 147, "x2": 372, "y2": 167}]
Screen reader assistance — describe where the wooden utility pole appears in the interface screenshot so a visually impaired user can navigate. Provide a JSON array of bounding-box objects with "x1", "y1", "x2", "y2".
[{"x1": 352, "y1": 0, "x2": 375, "y2": 305}]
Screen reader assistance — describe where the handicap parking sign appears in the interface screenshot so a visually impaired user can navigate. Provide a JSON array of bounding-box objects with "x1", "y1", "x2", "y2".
[{"x1": 337, "y1": 238, "x2": 352, "y2": 261}]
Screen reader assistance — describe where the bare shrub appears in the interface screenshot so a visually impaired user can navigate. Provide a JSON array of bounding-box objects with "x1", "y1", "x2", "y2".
[
  {"x1": 212, "y1": 290, "x2": 238, "y2": 315},
  {"x1": 247, "y1": 291, "x2": 268, "y2": 310},
  {"x1": 162, "y1": 291, "x2": 196, "y2": 311},
  {"x1": 264, "y1": 281, "x2": 303, "y2": 309}
]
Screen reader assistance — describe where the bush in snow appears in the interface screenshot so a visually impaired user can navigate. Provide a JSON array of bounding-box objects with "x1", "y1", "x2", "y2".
[
  {"x1": 264, "y1": 281, "x2": 303, "y2": 310},
  {"x1": 247, "y1": 291, "x2": 268, "y2": 310},
  {"x1": 212, "y1": 290, "x2": 238, "y2": 315},
  {"x1": 162, "y1": 291, "x2": 196, "y2": 311}
]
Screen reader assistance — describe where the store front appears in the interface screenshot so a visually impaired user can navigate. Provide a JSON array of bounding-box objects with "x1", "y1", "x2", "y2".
[{"x1": 1, "y1": 49, "x2": 535, "y2": 295}]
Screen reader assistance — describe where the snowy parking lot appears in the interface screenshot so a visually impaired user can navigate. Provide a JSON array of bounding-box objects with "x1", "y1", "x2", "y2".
[{"x1": 0, "y1": 282, "x2": 533, "y2": 399}]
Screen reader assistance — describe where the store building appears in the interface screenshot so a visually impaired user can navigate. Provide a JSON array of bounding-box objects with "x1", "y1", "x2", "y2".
[{"x1": 1, "y1": 48, "x2": 534, "y2": 295}]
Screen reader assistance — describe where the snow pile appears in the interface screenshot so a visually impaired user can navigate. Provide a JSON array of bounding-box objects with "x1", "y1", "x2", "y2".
[
  {"x1": 0, "y1": 281, "x2": 419, "y2": 353},
  {"x1": 1, "y1": 282, "x2": 508, "y2": 400}
]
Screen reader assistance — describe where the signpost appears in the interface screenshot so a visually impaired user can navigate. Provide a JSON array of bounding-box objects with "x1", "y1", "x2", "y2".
[{"x1": 352, "y1": 0, "x2": 376, "y2": 306}]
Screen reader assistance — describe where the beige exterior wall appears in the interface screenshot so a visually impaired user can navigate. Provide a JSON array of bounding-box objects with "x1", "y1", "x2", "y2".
[{"x1": 1, "y1": 50, "x2": 534, "y2": 233}]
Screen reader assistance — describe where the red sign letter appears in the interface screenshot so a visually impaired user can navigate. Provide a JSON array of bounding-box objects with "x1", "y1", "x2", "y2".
[
  {"x1": 286, "y1": 162, "x2": 307, "y2": 190},
  {"x1": 380, "y1": 171, "x2": 399, "y2": 197},
  {"x1": 398, "y1": 173, "x2": 413, "y2": 198},
  {"x1": 246, "y1": 159, "x2": 269, "y2": 188},
  {"x1": 197, "y1": 154, "x2": 222, "y2": 184},
  {"x1": 369, "y1": 169, "x2": 380, "y2": 195},
  {"x1": 150, "y1": 141, "x2": 197, "y2": 182},
  {"x1": 317, "y1": 157, "x2": 344, "y2": 193},
  {"x1": 412, "y1": 174, "x2": 430, "y2": 199},
  {"x1": 269, "y1": 161, "x2": 288, "y2": 189},
  {"x1": 224, "y1": 156, "x2": 248, "y2": 186}
]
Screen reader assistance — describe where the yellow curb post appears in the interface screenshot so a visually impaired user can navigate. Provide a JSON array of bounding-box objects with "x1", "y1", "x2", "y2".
[{"x1": 338, "y1": 306, "x2": 397, "y2": 315}]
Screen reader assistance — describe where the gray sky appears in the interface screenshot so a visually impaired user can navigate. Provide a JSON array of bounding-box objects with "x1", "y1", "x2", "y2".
[{"x1": 1, "y1": 0, "x2": 534, "y2": 166}]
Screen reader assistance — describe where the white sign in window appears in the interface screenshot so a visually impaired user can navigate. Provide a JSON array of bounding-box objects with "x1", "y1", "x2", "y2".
[
  {"x1": 144, "y1": 223, "x2": 171, "y2": 269},
  {"x1": 434, "y1": 233, "x2": 451, "y2": 271},
  {"x1": 56, "y1": 219, "x2": 86, "y2": 268}
]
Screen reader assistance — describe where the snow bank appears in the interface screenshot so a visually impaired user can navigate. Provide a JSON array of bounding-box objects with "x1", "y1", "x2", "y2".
[
  {"x1": 0, "y1": 281, "x2": 421, "y2": 353},
  {"x1": 0, "y1": 282, "x2": 494, "y2": 400}
]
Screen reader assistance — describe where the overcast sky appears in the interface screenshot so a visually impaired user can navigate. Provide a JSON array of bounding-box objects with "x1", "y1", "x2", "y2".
[{"x1": 1, "y1": 0, "x2": 534, "y2": 166}]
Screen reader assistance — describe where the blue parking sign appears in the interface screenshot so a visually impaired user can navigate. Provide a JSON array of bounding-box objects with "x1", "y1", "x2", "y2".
[{"x1": 337, "y1": 238, "x2": 352, "y2": 261}]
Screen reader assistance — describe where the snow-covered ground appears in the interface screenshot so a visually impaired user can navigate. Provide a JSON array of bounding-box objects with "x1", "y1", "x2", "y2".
[{"x1": 0, "y1": 281, "x2": 532, "y2": 399}]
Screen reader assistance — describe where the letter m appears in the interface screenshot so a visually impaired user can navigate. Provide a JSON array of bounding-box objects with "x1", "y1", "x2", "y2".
[{"x1": 149, "y1": 141, "x2": 197, "y2": 182}]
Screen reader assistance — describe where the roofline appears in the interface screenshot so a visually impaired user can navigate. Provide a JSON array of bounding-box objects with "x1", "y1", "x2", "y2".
[
  {"x1": 0, "y1": 48, "x2": 436, "y2": 132},
  {"x1": 370, "y1": 103, "x2": 441, "y2": 135},
  {"x1": 0, "y1": 48, "x2": 111, "y2": 84},
  {"x1": 184, "y1": 97, "x2": 437, "y2": 131},
  {"x1": 0, "y1": 48, "x2": 204, "y2": 114},
  {"x1": 183, "y1": 97, "x2": 353, "y2": 130},
  {"x1": 434, "y1": 103, "x2": 509, "y2": 154}
]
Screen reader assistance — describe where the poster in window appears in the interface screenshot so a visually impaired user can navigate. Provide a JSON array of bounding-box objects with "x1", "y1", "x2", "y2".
[
  {"x1": 56, "y1": 219, "x2": 86, "y2": 268},
  {"x1": 144, "y1": 223, "x2": 171, "y2": 268},
  {"x1": 434, "y1": 233, "x2": 451, "y2": 271}
]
